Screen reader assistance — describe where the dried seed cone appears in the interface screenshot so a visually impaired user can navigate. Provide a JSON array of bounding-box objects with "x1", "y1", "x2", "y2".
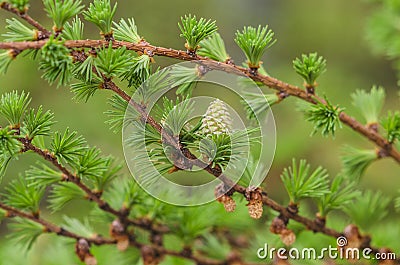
[
  {"x1": 247, "y1": 200, "x2": 263, "y2": 219},
  {"x1": 217, "y1": 194, "x2": 236, "y2": 212},
  {"x1": 280, "y1": 229, "x2": 296, "y2": 246},
  {"x1": 245, "y1": 186, "x2": 263, "y2": 219},
  {"x1": 201, "y1": 99, "x2": 232, "y2": 136},
  {"x1": 214, "y1": 183, "x2": 236, "y2": 212},
  {"x1": 110, "y1": 219, "x2": 129, "y2": 251}
]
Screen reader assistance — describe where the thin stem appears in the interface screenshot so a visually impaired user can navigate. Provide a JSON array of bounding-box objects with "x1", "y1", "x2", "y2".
[
  {"x1": 18, "y1": 137, "x2": 169, "y2": 233},
  {"x1": 0, "y1": 2, "x2": 51, "y2": 38},
  {"x1": 0, "y1": 39, "x2": 398, "y2": 163},
  {"x1": 0, "y1": 201, "x2": 115, "y2": 245}
]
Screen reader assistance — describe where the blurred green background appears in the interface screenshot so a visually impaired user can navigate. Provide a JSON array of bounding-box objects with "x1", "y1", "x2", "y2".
[{"x1": 0, "y1": 0, "x2": 399, "y2": 262}]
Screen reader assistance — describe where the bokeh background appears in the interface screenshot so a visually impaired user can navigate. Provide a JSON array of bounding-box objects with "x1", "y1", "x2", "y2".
[{"x1": 0, "y1": 0, "x2": 399, "y2": 263}]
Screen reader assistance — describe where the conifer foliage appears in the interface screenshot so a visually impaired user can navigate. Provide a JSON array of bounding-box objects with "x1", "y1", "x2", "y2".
[{"x1": 0, "y1": 0, "x2": 398, "y2": 264}]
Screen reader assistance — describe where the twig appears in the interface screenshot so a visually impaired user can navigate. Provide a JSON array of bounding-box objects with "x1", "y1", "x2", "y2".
[
  {"x1": 0, "y1": 2, "x2": 51, "y2": 38},
  {"x1": 0, "y1": 39, "x2": 396, "y2": 261},
  {"x1": 17, "y1": 137, "x2": 170, "y2": 234},
  {"x1": 0, "y1": 39, "x2": 398, "y2": 163},
  {"x1": 0, "y1": 201, "x2": 115, "y2": 245}
]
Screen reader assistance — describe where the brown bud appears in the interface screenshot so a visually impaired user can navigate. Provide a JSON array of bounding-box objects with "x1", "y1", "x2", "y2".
[
  {"x1": 378, "y1": 248, "x2": 396, "y2": 265},
  {"x1": 245, "y1": 186, "x2": 263, "y2": 219},
  {"x1": 110, "y1": 219, "x2": 129, "y2": 251},
  {"x1": 84, "y1": 255, "x2": 98, "y2": 265},
  {"x1": 270, "y1": 217, "x2": 286, "y2": 234},
  {"x1": 75, "y1": 239, "x2": 97, "y2": 265},
  {"x1": 217, "y1": 195, "x2": 236, "y2": 212},
  {"x1": 227, "y1": 252, "x2": 243, "y2": 265},
  {"x1": 343, "y1": 224, "x2": 362, "y2": 248},
  {"x1": 215, "y1": 184, "x2": 236, "y2": 212},
  {"x1": 141, "y1": 245, "x2": 164, "y2": 265},
  {"x1": 247, "y1": 200, "x2": 263, "y2": 219},
  {"x1": 280, "y1": 229, "x2": 296, "y2": 246}
]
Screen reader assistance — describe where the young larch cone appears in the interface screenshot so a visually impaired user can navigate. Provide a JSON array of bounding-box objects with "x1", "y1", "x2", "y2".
[
  {"x1": 245, "y1": 186, "x2": 263, "y2": 219},
  {"x1": 200, "y1": 99, "x2": 233, "y2": 136},
  {"x1": 218, "y1": 194, "x2": 236, "y2": 212},
  {"x1": 214, "y1": 183, "x2": 236, "y2": 212},
  {"x1": 280, "y1": 228, "x2": 296, "y2": 246}
]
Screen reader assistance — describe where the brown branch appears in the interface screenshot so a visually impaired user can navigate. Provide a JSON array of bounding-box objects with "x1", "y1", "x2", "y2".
[
  {"x1": 0, "y1": 2, "x2": 51, "y2": 38},
  {"x1": 0, "y1": 39, "x2": 398, "y2": 163},
  {"x1": 0, "y1": 39, "x2": 397, "y2": 262},
  {"x1": 0, "y1": 201, "x2": 115, "y2": 245},
  {"x1": 17, "y1": 137, "x2": 170, "y2": 234}
]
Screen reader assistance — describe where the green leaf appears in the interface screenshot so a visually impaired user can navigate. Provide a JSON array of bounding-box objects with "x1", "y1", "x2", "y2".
[
  {"x1": 161, "y1": 96, "x2": 194, "y2": 136},
  {"x1": 95, "y1": 44, "x2": 131, "y2": 78},
  {"x1": 0, "y1": 50, "x2": 15, "y2": 74},
  {"x1": 90, "y1": 156, "x2": 122, "y2": 192},
  {"x1": 178, "y1": 14, "x2": 218, "y2": 53},
  {"x1": 3, "y1": 176, "x2": 44, "y2": 214},
  {"x1": 381, "y1": 111, "x2": 400, "y2": 143},
  {"x1": 351, "y1": 86, "x2": 385, "y2": 125},
  {"x1": 7, "y1": 0, "x2": 30, "y2": 12},
  {"x1": 198, "y1": 32, "x2": 229, "y2": 62},
  {"x1": 235, "y1": 25, "x2": 276, "y2": 69},
  {"x1": 197, "y1": 234, "x2": 231, "y2": 260},
  {"x1": 25, "y1": 162, "x2": 63, "y2": 187},
  {"x1": 43, "y1": 0, "x2": 84, "y2": 31},
  {"x1": 51, "y1": 128, "x2": 87, "y2": 166},
  {"x1": 344, "y1": 190, "x2": 390, "y2": 230},
  {"x1": 103, "y1": 178, "x2": 143, "y2": 210},
  {"x1": 62, "y1": 216, "x2": 95, "y2": 238},
  {"x1": 340, "y1": 145, "x2": 377, "y2": 181},
  {"x1": 120, "y1": 54, "x2": 151, "y2": 88},
  {"x1": 0, "y1": 127, "x2": 22, "y2": 180},
  {"x1": 0, "y1": 127, "x2": 21, "y2": 154},
  {"x1": 3, "y1": 18, "x2": 37, "y2": 41},
  {"x1": 241, "y1": 91, "x2": 280, "y2": 120},
  {"x1": 305, "y1": 99, "x2": 342, "y2": 137},
  {"x1": 75, "y1": 147, "x2": 108, "y2": 180},
  {"x1": 281, "y1": 159, "x2": 330, "y2": 203},
  {"x1": 48, "y1": 182, "x2": 85, "y2": 212},
  {"x1": 62, "y1": 16, "x2": 84, "y2": 40},
  {"x1": 169, "y1": 64, "x2": 199, "y2": 96},
  {"x1": 22, "y1": 106, "x2": 55, "y2": 140},
  {"x1": 135, "y1": 68, "x2": 170, "y2": 103},
  {"x1": 293, "y1": 53, "x2": 327, "y2": 86},
  {"x1": 395, "y1": 190, "x2": 400, "y2": 212},
  {"x1": 113, "y1": 18, "x2": 141, "y2": 43},
  {"x1": 169, "y1": 205, "x2": 217, "y2": 244},
  {"x1": 39, "y1": 36, "x2": 73, "y2": 87},
  {"x1": 8, "y1": 218, "x2": 44, "y2": 251},
  {"x1": 70, "y1": 79, "x2": 102, "y2": 102},
  {"x1": 72, "y1": 54, "x2": 97, "y2": 83},
  {"x1": 83, "y1": 0, "x2": 117, "y2": 37},
  {"x1": 317, "y1": 175, "x2": 360, "y2": 217},
  {"x1": 0, "y1": 90, "x2": 31, "y2": 126},
  {"x1": 105, "y1": 94, "x2": 128, "y2": 133}
]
